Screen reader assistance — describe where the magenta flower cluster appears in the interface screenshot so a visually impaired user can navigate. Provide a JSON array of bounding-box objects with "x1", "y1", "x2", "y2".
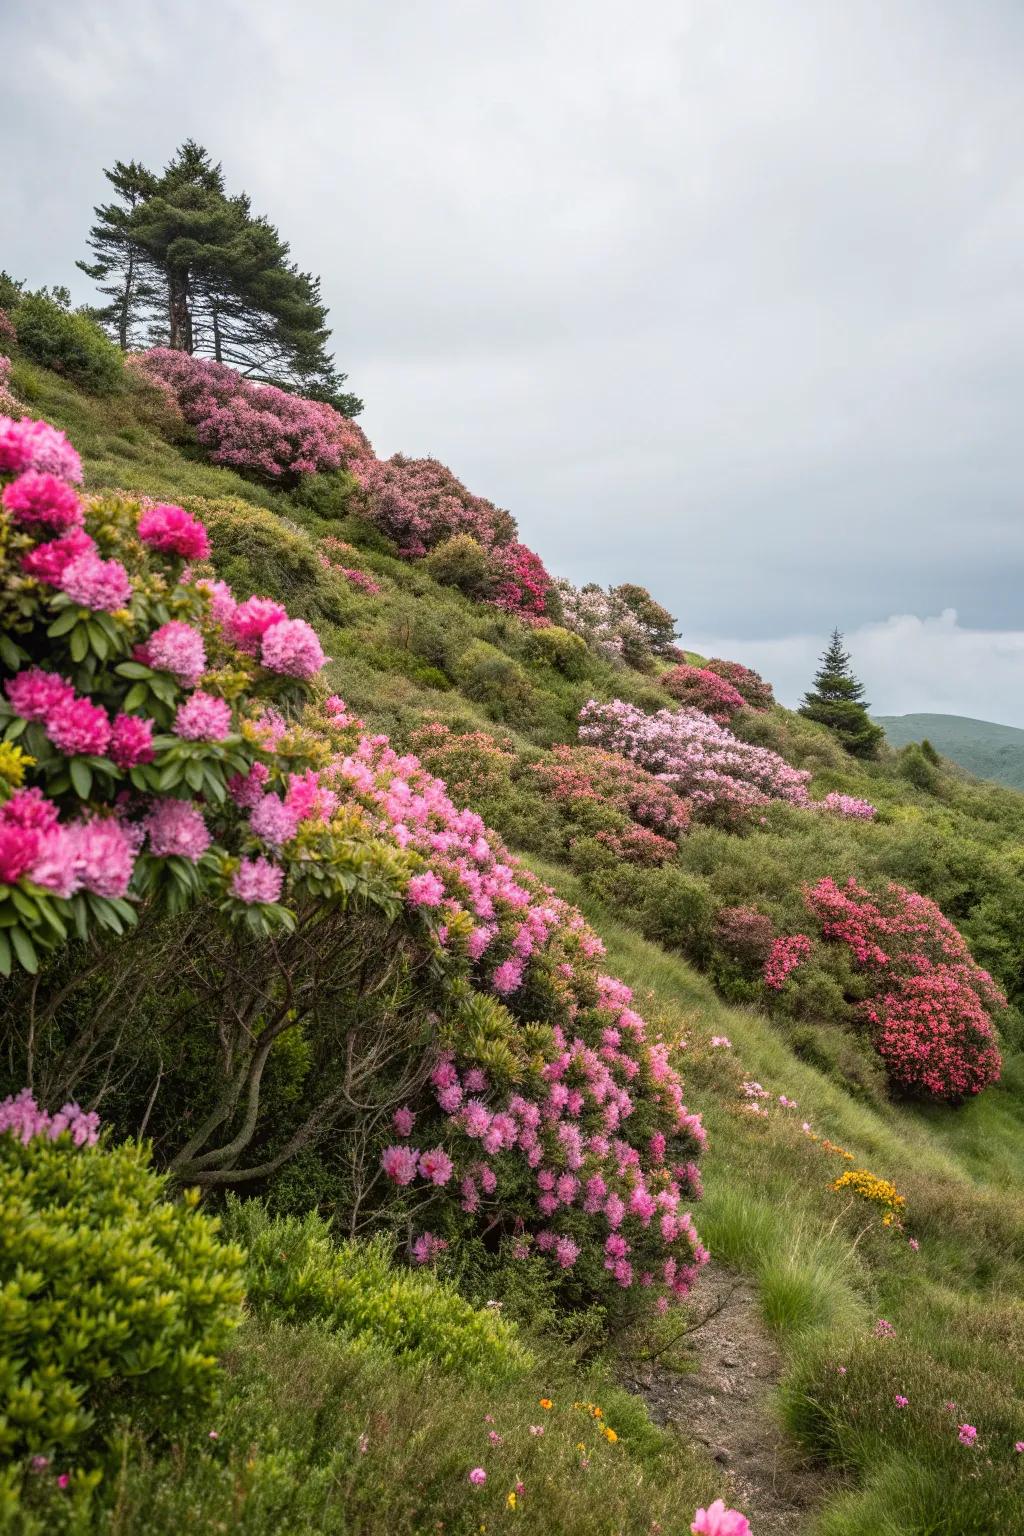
[{"x1": 0, "y1": 1087, "x2": 100, "y2": 1146}]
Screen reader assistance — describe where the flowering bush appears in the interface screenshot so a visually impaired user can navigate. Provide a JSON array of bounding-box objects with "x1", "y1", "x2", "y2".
[
  {"x1": 488, "y1": 538, "x2": 552, "y2": 621},
  {"x1": 660, "y1": 665, "x2": 745, "y2": 723},
  {"x1": 703, "y1": 658, "x2": 774, "y2": 710},
  {"x1": 0, "y1": 1095, "x2": 244, "y2": 1470},
  {"x1": 1, "y1": 416, "x2": 707, "y2": 1315},
  {"x1": 579, "y1": 698, "x2": 812, "y2": 823},
  {"x1": 816, "y1": 791, "x2": 877, "y2": 820},
  {"x1": 804, "y1": 877, "x2": 1004, "y2": 1100},
  {"x1": 553, "y1": 580, "x2": 663, "y2": 665},
  {"x1": 134, "y1": 349, "x2": 372, "y2": 482},
  {"x1": 763, "y1": 934, "x2": 812, "y2": 989},
  {"x1": 713, "y1": 906, "x2": 775, "y2": 968},
  {"x1": 354, "y1": 453, "x2": 515, "y2": 557},
  {"x1": 531, "y1": 745, "x2": 690, "y2": 841}
]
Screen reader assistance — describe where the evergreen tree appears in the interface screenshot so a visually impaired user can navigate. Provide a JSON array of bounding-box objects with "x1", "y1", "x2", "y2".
[
  {"x1": 79, "y1": 142, "x2": 361, "y2": 411},
  {"x1": 800, "y1": 629, "x2": 884, "y2": 758}
]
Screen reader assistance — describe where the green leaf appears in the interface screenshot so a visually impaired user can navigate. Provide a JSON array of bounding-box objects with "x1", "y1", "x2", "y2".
[
  {"x1": 115, "y1": 662, "x2": 155, "y2": 680},
  {"x1": 70, "y1": 758, "x2": 93, "y2": 799},
  {"x1": 70, "y1": 625, "x2": 89, "y2": 663},
  {"x1": 0, "y1": 634, "x2": 26, "y2": 668},
  {"x1": 123, "y1": 683, "x2": 148, "y2": 711},
  {"x1": 47, "y1": 608, "x2": 81, "y2": 638},
  {"x1": 87, "y1": 623, "x2": 109, "y2": 660},
  {"x1": 0, "y1": 932, "x2": 10, "y2": 977},
  {"x1": 10, "y1": 926, "x2": 38, "y2": 974}
]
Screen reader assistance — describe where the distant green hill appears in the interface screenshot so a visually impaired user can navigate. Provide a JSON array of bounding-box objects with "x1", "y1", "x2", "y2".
[{"x1": 876, "y1": 712, "x2": 1024, "y2": 790}]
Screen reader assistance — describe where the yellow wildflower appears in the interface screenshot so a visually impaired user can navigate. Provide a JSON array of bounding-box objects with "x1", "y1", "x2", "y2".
[
  {"x1": 0, "y1": 741, "x2": 34, "y2": 787},
  {"x1": 506, "y1": 1492, "x2": 517, "y2": 1510},
  {"x1": 831, "y1": 1167, "x2": 906, "y2": 1213}
]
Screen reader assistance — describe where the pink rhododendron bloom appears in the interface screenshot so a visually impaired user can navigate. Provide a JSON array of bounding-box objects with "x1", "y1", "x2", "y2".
[
  {"x1": 259, "y1": 616, "x2": 327, "y2": 679},
  {"x1": 381, "y1": 1144, "x2": 419, "y2": 1184},
  {"x1": 229, "y1": 596, "x2": 288, "y2": 652},
  {"x1": 393, "y1": 1106, "x2": 416, "y2": 1137},
  {"x1": 250, "y1": 794, "x2": 299, "y2": 849},
  {"x1": 0, "y1": 824, "x2": 37, "y2": 884},
  {"x1": 227, "y1": 760, "x2": 270, "y2": 809},
  {"x1": 20, "y1": 528, "x2": 95, "y2": 583},
  {"x1": 47, "y1": 695, "x2": 111, "y2": 757},
  {"x1": 407, "y1": 870, "x2": 445, "y2": 907},
  {"x1": 195, "y1": 577, "x2": 237, "y2": 627},
  {"x1": 69, "y1": 816, "x2": 136, "y2": 897},
  {"x1": 285, "y1": 769, "x2": 338, "y2": 825},
  {"x1": 137, "y1": 503, "x2": 211, "y2": 561},
  {"x1": 419, "y1": 1147, "x2": 454, "y2": 1185},
  {"x1": 59, "y1": 552, "x2": 132, "y2": 611},
  {"x1": 27, "y1": 825, "x2": 80, "y2": 898},
  {"x1": 690, "y1": 1499, "x2": 751, "y2": 1536},
  {"x1": 109, "y1": 713, "x2": 155, "y2": 768},
  {"x1": 0, "y1": 787, "x2": 59, "y2": 832},
  {"x1": 5, "y1": 667, "x2": 74, "y2": 720},
  {"x1": 1, "y1": 471, "x2": 82, "y2": 529},
  {"x1": 411, "y1": 1231, "x2": 449, "y2": 1264},
  {"x1": 1015, "y1": 1442, "x2": 1024, "y2": 1453},
  {"x1": 145, "y1": 799, "x2": 211, "y2": 860},
  {"x1": 492, "y1": 956, "x2": 524, "y2": 995},
  {"x1": 230, "y1": 856, "x2": 284, "y2": 905},
  {"x1": 763, "y1": 934, "x2": 812, "y2": 989},
  {"x1": 174, "y1": 690, "x2": 233, "y2": 741},
  {"x1": 0, "y1": 416, "x2": 82, "y2": 481},
  {"x1": 0, "y1": 1088, "x2": 99, "y2": 1146},
  {"x1": 145, "y1": 621, "x2": 207, "y2": 686}
]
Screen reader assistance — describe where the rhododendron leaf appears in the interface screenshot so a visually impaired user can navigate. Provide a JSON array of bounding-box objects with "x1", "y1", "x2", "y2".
[
  {"x1": 116, "y1": 662, "x2": 155, "y2": 680},
  {"x1": 87, "y1": 623, "x2": 109, "y2": 659},
  {"x1": 10, "y1": 890, "x2": 39, "y2": 922},
  {"x1": 9, "y1": 925, "x2": 38, "y2": 974},
  {"x1": 69, "y1": 625, "x2": 89, "y2": 664},
  {"x1": 4, "y1": 717, "x2": 27, "y2": 740},
  {"x1": 0, "y1": 635, "x2": 26, "y2": 668},
  {"x1": 0, "y1": 932, "x2": 10, "y2": 977},
  {"x1": 122, "y1": 684, "x2": 148, "y2": 712},
  {"x1": 70, "y1": 759, "x2": 93, "y2": 799},
  {"x1": 47, "y1": 607, "x2": 81, "y2": 638}
]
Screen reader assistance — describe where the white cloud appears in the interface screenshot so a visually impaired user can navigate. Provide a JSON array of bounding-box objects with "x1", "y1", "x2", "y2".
[{"x1": 690, "y1": 610, "x2": 1024, "y2": 727}]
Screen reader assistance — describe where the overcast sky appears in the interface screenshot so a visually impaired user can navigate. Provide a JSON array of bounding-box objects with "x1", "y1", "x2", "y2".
[{"x1": 3, "y1": 0, "x2": 1023, "y2": 722}]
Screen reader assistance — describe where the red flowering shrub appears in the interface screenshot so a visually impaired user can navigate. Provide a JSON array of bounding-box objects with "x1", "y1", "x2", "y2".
[
  {"x1": 866, "y1": 972, "x2": 1002, "y2": 1101},
  {"x1": 595, "y1": 824, "x2": 678, "y2": 866},
  {"x1": 661, "y1": 665, "x2": 746, "y2": 723},
  {"x1": 804, "y1": 877, "x2": 1004, "y2": 1101},
  {"x1": 135, "y1": 349, "x2": 373, "y2": 482},
  {"x1": 763, "y1": 934, "x2": 812, "y2": 989},
  {"x1": 714, "y1": 905, "x2": 775, "y2": 968},
  {"x1": 488, "y1": 538, "x2": 552, "y2": 621},
  {"x1": 704, "y1": 658, "x2": 774, "y2": 710}
]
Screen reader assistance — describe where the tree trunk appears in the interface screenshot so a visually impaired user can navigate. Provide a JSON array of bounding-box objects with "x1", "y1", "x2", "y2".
[
  {"x1": 212, "y1": 304, "x2": 222, "y2": 363},
  {"x1": 117, "y1": 248, "x2": 135, "y2": 351},
  {"x1": 168, "y1": 267, "x2": 193, "y2": 353}
]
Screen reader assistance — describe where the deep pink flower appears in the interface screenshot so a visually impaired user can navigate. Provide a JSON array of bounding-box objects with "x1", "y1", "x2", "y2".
[
  {"x1": 0, "y1": 824, "x2": 38, "y2": 884},
  {"x1": 1, "y1": 471, "x2": 82, "y2": 529},
  {"x1": 69, "y1": 817, "x2": 136, "y2": 897},
  {"x1": 109, "y1": 714, "x2": 155, "y2": 769},
  {"x1": 20, "y1": 528, "x2": 95, "y2": 583},
  {"x1": 5, "y1": 668, "x2": 74, "y2": 721},
  {"x1": 0, "y1": 416, "x2": 82, "y2": 481},
  {"x1": 0, "y1": 787, "x2": 59, "y2": 832},
  {"x1": 231, "y1": 856, "x2": 284, "y2": 905},
  {"x1": 59, "y1": 552, "x2": 132, "y2": 611},
  {"x1": 174, "y1": 691, "x2": 233, "y2": 742},
  {"x1": 229, "y1": 596, "x2": 287, "y2": 653},
  {"x1": 145, "y1": 799, "x2": 210, "y2": 860},
  {"x1": 690, "y1": 1500, "x2": 751, "y2": 1536},
  {"x1": 895, "y1": 1395, "x2": 908, "y2": 1408},
  {"x1": 137, "y1": 503, "x2": 211, "y2": 561},
  {"x1": 407, "y1": 870, "x2": 445, "y2": 907},
  {"x1": 259, "y1": 617, "x2": 327, "y2": 679},
  {"x1": 146, "y1": 621, "x2": 207, "y2": 686},
  {"x1": 26, "y1": 824, "x2": 79, "y2": 898},
  {"x1": 418, "y1": 1146, "x2": 454, "y2": 1186},
  {"x1": 381, "y1": 1144, "x2": 419, "y2": 1184},
  {"x1": 468, "y1": 1468, "x2": 486, "y2": 1487},
  {"x1": 47, "y1": 696, "x2": 111, "y2": 757},
  {"x1": 958, "y1": 1424, "x2": 978, "y2": 1447}
]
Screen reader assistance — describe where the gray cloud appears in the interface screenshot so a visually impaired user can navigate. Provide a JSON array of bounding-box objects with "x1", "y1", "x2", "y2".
[{"x1": 2, "y1": 0, "x2": 1023, "y2": 714}]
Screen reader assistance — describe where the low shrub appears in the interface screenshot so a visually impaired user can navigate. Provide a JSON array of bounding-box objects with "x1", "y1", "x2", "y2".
[
  {"x1": 713, "y1": 905, "x2": 774, "y2": 968},
  {"x1": 12, "y1": 295, "x2": 124, "y2": 394},
  {"x1": 424, "y1": 532, "x2": 494, "y2": 598},
  {"x1": 524, "y1": 624, "x2": 589, "y2": 679},
  {"x1": 223, "y1": 1200, "x2": 529, "y2": 1379},
  {"x1": 0, "y1": 1094, "x2": 244, "y2": 1473}
]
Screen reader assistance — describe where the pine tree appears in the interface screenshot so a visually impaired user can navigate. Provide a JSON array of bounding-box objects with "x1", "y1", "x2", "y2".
[
  {"x1": 79, "y1": 142, "x2": 361, "y2": 411},
  {"x1": 799, "y1": 629, "x2": 884, "y2": 758}
]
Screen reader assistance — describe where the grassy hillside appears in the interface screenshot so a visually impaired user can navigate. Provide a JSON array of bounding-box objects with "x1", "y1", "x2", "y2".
[
  {"x1": 877, "y1": 712, "x2": 1024, "y2": 791},
  {"x1": 4, "y1": 350, "x2": 1024, "y2": 1536}
]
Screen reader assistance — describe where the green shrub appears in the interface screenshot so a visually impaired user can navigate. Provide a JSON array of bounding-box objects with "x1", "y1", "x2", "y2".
[
  {"x1": 524, "y1": 624, "x2": 589, "y2": 679},
  {"x1": 11, "y1": 294, "x2": 124, "y2": 393},
  {"x1": 0, "y1": 1133, "x2": 245, "y2": 1470},
  {"x1": 289, "y1": 470, "x2": 358, "y2": 521},
  {"x1": 424, "y1": 533, "x2": 494, "y2": 598},
  {"x1": 455, "y1": 639, "x2": 535, "y2": 721},
  {"x1": 637, "y1": 866, "x2": 715, "y2": 960},
  {"x1": 222, "y1": 1200, "x2": 529, "y2": 1380}
]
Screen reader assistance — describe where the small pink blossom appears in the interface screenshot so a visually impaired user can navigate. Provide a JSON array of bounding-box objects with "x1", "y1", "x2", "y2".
[
  {"x1": 690, "y1": 1500, "x2": 751, "y2": 1536},
  {"x1": 59, "y1": 552, "x2": 132, "y2": 611},
  {"x1": 174, "y1": 691, "x2": 233, "y2": 741},
  {"x1": 381, "y1": 1144, "x2": 419, "y2": 1185},
  {"x1": 895, "y1": 1395, "x2": 908, "y2": 1408},
  {"x1": 2, "y1": 470, "x2": 82, "y2": 528},
  {"x1": 138, "y1": 503, "x2": 210, "y2": 561},
  {"x1": 110, "y1": 713, "x2": 155, "y2": 768},
  {"x1": 958, "y1": 1424, "x2": 978, "y2": 1447},
  {"x1": 468, "y1": 1467, "x2": 487, "y2": 1486},
  {"x1": 407, "y1": 870, "x2": 445, "y2": 907},
  {"x1": 231, "y1": 856, "x2": 284, "y2": 905},
  {"x1": 145, "y1": 799, "x2": 210, "y2": 860},
  {"x1": 259, "y1": 616, "x2": 327, "y2": 679}
]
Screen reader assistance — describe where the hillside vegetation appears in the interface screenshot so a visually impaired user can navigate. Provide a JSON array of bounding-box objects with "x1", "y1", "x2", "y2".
[
  {"x1": 2, "y1": 313, "x2": 1024, "y2": 1536},
  {"x1": 877, "y1": 712, "x2": 1024, "y2": 792}
]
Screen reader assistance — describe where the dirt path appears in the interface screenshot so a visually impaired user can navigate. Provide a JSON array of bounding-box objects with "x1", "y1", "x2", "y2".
[{"x1": 621, "y1": 1267, "x2": 830, "y2": 1534}]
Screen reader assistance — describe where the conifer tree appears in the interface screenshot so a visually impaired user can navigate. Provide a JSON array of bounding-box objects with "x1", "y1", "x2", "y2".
[
  {"x1": 800, "y1": 629, "x2": 884, "y2": 758},
  {"x1": 79, "y1": 142, "x2": 361, "y2": 411}
]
